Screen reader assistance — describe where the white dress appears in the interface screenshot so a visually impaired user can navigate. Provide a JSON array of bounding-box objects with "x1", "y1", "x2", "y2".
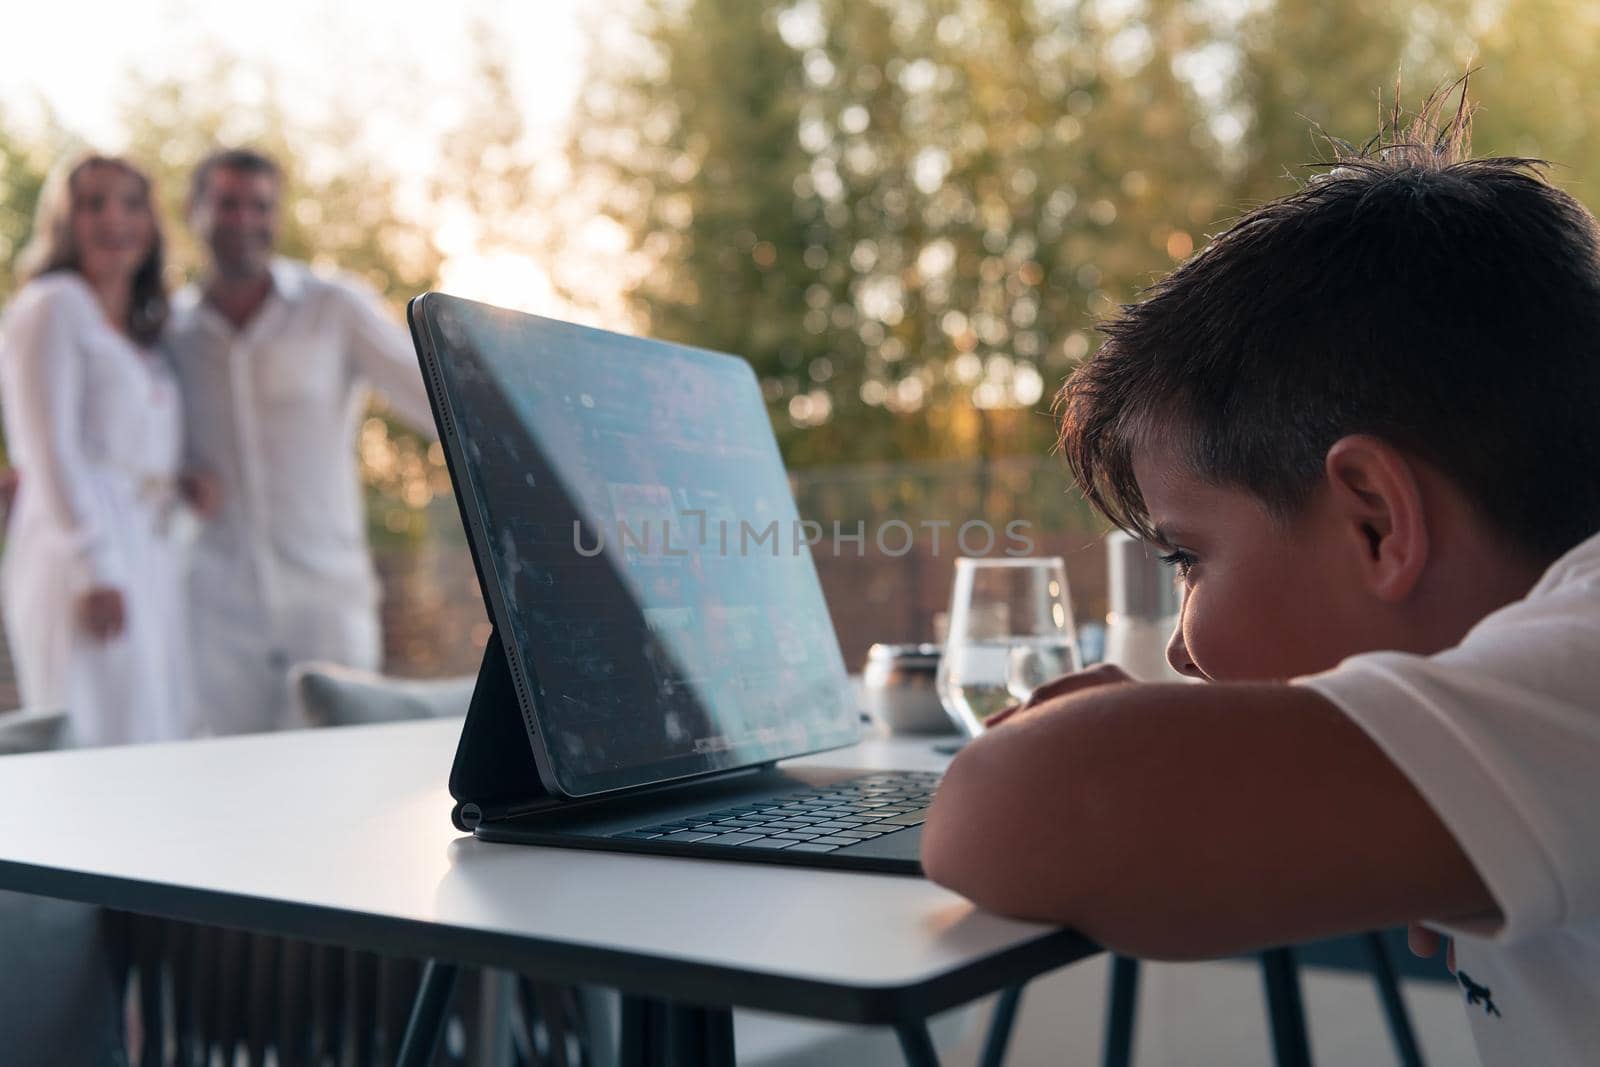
[{"x1": 0, "y1": 272, "x2": 195, "y2": 745}]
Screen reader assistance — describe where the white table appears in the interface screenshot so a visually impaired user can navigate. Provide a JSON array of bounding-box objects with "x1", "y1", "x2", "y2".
[{"x1": 0, "y1": 720, "x2": 1094, "y2": 1064}]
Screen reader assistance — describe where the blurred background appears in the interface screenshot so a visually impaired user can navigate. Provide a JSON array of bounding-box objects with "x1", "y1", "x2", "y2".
[{"x1": 3, "y1": 0, "x2": 1598, "y2": 700}]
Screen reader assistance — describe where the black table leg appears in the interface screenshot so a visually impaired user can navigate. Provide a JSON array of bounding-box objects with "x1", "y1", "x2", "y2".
[
  {"x1": 895, "y1": 1019, "x2": 942, "y2": 1067},
  {"x1": 620, "y1": 994, "x2": 663, "y2": 1067},
  {"x1": 669, "y1": 1003, "x2": 736, "y2": 1067},
  {"x1": 395, "y1": 959, "x2": 458, "y2": 1067},
  {"x1": 1260, "y1": 947, "x2": 1312, "y2": 1067},
  {"x1": 1364, "y1": 932, "x2": 1424, "y2": 1067},
  {"x1": 980, "y1": 985, "x2": 1025, "y2": 1067},
  {"x1": 1102, "y1": 954, "x2": 1140, "y2": 1067},
  {"x1": 620, "y1": 994, "x2": 736, "y2": 1067}
]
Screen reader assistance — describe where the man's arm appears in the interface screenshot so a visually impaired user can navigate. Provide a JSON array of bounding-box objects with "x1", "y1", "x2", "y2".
[
  {"x1": 920, "y1": 681, "x2": 1495, "y2": 960},
  {"x1": 339, "y1": 281, "x2": 440, "y2": 438}
]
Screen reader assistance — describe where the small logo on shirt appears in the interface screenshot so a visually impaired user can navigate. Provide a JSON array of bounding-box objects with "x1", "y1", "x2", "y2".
[{"x1": 1457, "y1": 972, "x2": 1501, "y2": 1018}]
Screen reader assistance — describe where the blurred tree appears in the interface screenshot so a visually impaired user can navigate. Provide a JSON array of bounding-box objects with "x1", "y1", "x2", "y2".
[
  {"x1": 115, "y1": 54, "x2": 441, "y2": 305},
  {"x1": 0, "y1": 111, "x2": 54, "y2": 304},
  {"x1": 566, "y1": 0, "x2": 1600, "y2": 476},
  {"x1": 562, "y1": 0, "x2": 846, "y2": 459},
  {"x1": 1450, "y1": 0, "x2": 1600, "y2": 205},
  {"x1": 1215, "y1": 0, "x2": 1600, "y2": 213},
  {"x1": 430, "y1": 21, "x2": 542, "y2": 261},
  {"x1": 1225, "y1": 0, "x2": 1427, "y2": 200},
  {"x1": 0, "y1": 110, "x2": 53, "y2": 469},
  {"x1": 564, "y1": 0, "x2": 1227, "y2": 468},
  {"x1": 5, "y1": 1, "x2": 1600, "y2": 491}
]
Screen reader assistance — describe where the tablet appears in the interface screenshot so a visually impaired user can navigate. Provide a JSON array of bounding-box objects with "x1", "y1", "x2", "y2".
[{"x1": 408, "y1": 294, "x2": 859, "y2": 798}]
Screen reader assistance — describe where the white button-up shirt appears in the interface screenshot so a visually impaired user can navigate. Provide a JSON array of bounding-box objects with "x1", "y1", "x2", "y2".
[{"x1": 164, "y1": 259, "x2": 435, "y2": 734}]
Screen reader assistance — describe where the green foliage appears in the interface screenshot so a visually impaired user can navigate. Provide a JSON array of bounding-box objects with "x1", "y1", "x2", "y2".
[
  {"x1": 5, "y1": 2, "x2": 1600, "y2": 509},
  {"x1": 564, "y1": 0, "x2": 1600, "y2": 471},
  {"x1": 564, "y1": 0, "x2": 1231, "y2": 465},
  {"x1": 0, "y1": 112, "x2": 51, "y2": 303}
]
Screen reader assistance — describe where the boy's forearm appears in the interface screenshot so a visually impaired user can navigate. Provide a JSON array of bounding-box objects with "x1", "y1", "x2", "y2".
[{"x1": 920, "y1": 681, "x2": 1495, "y2": 960}]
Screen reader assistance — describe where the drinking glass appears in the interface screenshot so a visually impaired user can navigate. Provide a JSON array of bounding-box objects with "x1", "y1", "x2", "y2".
[{"x1": 936, "y1": 556, "x2": 1081, "y2": 737}]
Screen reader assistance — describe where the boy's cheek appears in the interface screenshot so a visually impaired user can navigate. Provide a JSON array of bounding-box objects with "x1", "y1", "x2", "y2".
[{"x1": 1183, "y1": 612, "x2": 1294, "y2": 682}]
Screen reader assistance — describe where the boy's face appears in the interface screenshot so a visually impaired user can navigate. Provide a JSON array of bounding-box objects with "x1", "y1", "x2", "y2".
[{"x1": 1134, "y1": 447, "x2": 1377, "y2": 682}]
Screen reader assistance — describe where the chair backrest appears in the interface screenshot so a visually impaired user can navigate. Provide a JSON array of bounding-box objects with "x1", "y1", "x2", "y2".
[
  {"x1": 0, "y1": 708, "x2": 71, "y2": 755},
  {"x1": 289, "y1": 661, "x2": 474, "y2": 728}
]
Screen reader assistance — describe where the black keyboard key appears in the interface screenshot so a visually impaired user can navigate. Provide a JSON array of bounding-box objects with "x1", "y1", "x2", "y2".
[
  {"x1": 807, "y1": 835, "x2": 864, "y2": 846},
  {"x1": 835, "y1": 829, "x2": 883, "y2": 839},
  {"x1": 738, "y1": 838, "x2": 796, "y2": 849},
  {"x1": 617, "y1": 772, "x2": 940, "y2": 846},
  {"x1": 786, "y1": 842, "x2": 840, "y2": 852},
  {"x1": 773, "y1": 831, "x2": 823, "y2": 840},
  {"x1": 703, "y1": 832, "x2": 762, "y2": 846}
]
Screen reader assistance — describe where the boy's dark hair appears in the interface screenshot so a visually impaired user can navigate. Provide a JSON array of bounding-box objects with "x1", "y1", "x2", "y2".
[
  {"x1": 1058, "y1": 80, "x2": 1600, "y2": 565},
  {"x1": 189, "y1": 147, "x2": 282, "y2": 205}
]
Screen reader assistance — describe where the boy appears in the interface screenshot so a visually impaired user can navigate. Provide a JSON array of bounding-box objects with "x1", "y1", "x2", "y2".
[{"x1": 921, "y1": 87, "x2": 1600, "y2": 1065}]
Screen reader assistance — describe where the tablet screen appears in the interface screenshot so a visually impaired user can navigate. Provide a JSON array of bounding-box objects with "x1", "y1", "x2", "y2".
[{"x1": 421, "y1": 296, "x2": 858, "y2": 796}]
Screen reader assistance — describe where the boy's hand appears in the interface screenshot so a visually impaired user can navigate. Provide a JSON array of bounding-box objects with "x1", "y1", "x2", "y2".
[
  {"x1": 1407, "y1": 922, "x2": 1457, "y2": 973},
  {"x1": 985, "y1": 663, "x2": 1133, "y2": 728}
]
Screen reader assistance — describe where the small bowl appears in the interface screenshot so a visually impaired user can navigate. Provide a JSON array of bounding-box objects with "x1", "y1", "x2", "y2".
[{"x1": 861, "y1": 643, "x2": 958, "y2": 735}]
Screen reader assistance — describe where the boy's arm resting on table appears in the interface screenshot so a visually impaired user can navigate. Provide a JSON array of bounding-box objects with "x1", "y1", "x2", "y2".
[{"x1": 920, "y1": 681, "x2": 1496, "y2": 960}]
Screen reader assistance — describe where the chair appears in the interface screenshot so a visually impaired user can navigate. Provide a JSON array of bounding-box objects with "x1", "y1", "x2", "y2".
[
  {"x1": 0, "y1": 708, "x2": 127, "y2": 1067},
  {"x1": 1100, "y1": 932, "x2": 1438, "y2": 1067},
  {"x1": 289, "y1": 660, "x2": 477, "y2": 727},
  {"x1": 0, "y1": 704, "x2": 72, "y2": 753}
]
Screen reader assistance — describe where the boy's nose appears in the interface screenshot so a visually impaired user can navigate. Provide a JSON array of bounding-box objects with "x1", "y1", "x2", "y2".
[{"x1": 1166, "y1": 622, "x2": 1205, "y2": 679}]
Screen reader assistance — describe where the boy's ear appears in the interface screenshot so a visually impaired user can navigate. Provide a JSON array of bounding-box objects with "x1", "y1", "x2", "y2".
[{"x1": 1322, "y1": 435, "x2": 1429, "y2": 603}]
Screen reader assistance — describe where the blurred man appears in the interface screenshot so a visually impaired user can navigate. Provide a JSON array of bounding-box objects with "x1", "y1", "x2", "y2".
[{"x1": 166, "y1": 148, "x2": 436, "y2": 735}]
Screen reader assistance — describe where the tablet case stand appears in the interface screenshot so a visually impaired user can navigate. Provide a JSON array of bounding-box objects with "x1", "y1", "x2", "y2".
[
  {"x1": 448, "y1": 629, "x2": 781, "y2": 832},
  {"x1": 448, "y1": 632, "x2": 554, "y2": 831}
]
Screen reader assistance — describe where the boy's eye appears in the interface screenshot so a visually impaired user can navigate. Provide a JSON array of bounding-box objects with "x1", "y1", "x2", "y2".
[{"x1": 1157, "y1": 549, "x2": 1196, "y2": 578}]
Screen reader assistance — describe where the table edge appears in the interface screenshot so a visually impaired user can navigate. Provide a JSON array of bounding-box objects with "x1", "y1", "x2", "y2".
[{"x1": 0, "y1": 859, "x2": 1099, "y2": 1023}]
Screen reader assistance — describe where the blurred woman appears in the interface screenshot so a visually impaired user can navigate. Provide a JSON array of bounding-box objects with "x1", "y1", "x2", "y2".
[{"x1": 0, "y1": 154, "x2": 198, "y2": 744}]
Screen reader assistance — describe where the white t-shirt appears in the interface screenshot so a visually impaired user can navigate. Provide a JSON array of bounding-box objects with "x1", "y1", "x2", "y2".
[{"x1": 1297, "y1": 530, "x2": 1600, "y2": 1066}]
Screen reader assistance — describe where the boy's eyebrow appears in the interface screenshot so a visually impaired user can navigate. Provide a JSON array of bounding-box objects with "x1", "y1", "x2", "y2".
[{"x1": 1149, "y1": 523, "x2": 1193, "y2": 549}]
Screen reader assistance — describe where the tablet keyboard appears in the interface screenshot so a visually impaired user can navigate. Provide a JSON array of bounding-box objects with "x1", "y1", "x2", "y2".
[{"x1": 609, "y1": 771, "x2": 942, "y2": 854}]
